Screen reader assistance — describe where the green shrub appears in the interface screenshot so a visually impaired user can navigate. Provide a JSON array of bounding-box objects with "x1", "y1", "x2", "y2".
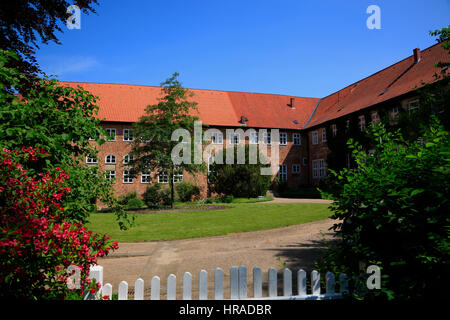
[
  {"x1": 209, "y1": 145, "x2": 271, "y2": 198},
  {"x1": 219, "y1": 195, "x2": 234, "y2": 203},
  {"x1": 142, "y1": 184, "x2": 162, "y2": 208},
  {"x1": 143, "y1": 184, "x2": 172, "y2": 208},
  {"x1": 318, "y1": 119, "x2": 449, "y2": 300},
  {"x1": 125, "y1": 197, "x2": 145, "y2": 210},
  {"x1": 118, "y1": 191, "x2": 138, "y2": 206},
  {"x1": 175, "y1": 181, "x2": 201, "y2": 202},
  {"x1": 159, "y1": 188, "x2": 172, "y2": 207}
]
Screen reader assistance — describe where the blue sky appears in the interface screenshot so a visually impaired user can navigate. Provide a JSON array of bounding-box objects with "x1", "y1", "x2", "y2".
[{"x1": 35, "y1": 0, "x2": 450, "y2": 98}]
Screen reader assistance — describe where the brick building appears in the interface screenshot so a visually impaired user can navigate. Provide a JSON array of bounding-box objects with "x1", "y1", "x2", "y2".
[{"x1": 63, "y1": 42, "x2": 448, "y2": 198}]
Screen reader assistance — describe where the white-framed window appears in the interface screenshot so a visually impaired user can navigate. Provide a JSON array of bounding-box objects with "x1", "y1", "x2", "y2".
[
  {"x1": 123, "y1": 129, "x2": 134, "y2": 141},
  {"x1": 123, "y1": 170, "x2": 133, "y2": 184},
  {"x1": 292, "y1": 164, "x2": 301, "y2": 174},
  {"x1": 250, "y1": 131, "x2": 259, "y2": 144},
  {"x1": 86, "y1": 155, "x2": 97, "y2": 164},
  {"x1": 312, "y1": 159, "x2": 326, "y2": 179},
  {"x1": 359, "y1": 115, "x2": 366, "y2": 132},
  {"x1": 105, "y1": 154, "x2": 116, "y2": 164},
  {"x1": 89, "y1": 133, "x2": 101, "y2": 141},
  {"x1": 371, "y1": 111, "x2": 380, "y2": 123},
  {"x1": 407, "y1": 99, "x2": 419, "y2": 114},
  {"x1": 331, "y1": 124, "x2": 337, "y2": 137},
  {"x1": 279, "y1": 132, "x2": 287, "y2": 145},
  {"x1": 263, "y1": 131, "x2": 271, "y2": 145},
  {"x1": 293, "y1": 133, "x2": 301, "y2": 146},
  {"x1": 173, "y1": 170, "x2": 183, "y2": 183},
  {"x1": 141, "y1": 171, "x2": 151, "y2": 184},
  {"x1": 123, "y1": 154, "x2": 134, "y2": 165},
  {"x1": 105, "y1": 128, "x2": 116, "y2": 141},
  {"x1": 211, "y1": 131, "x2": 223, "y2": 144},
  {"x1": 322, "y1": 129, "x2": 327, "y2": 142},
  {"x1": 158, "y1": 170, "x2": 169, "y2": 184},
  {"x1": 228, "y1": 133, "x2": 240, "y2": 145},
  {"x1": 278, "y1": 164, "x2": 287, "y2": 182},
  {"x1": 391, "y1": 107, "x2": 399, "y2": 120},
  {"x1": 105, "y1": 170, "x2": 116, "y2": 182},
  {"x1": 312, "y1": 131, "x2": 318, "y2": 145}
]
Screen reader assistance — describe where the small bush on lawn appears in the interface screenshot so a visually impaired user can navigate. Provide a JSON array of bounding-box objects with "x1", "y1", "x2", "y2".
[
  {"x1": 219, "y1": 195, "x2": 234, "y2": 203},
  {"x1": 118, "y1": 191, "x2": 138, "y2": 206},
  {"x1": 143, "y1": 184, "x2": 172, "y2": 208},
  {"x1": 209, "y1": 145, "x2": 271, "y2": 198},
  {"x1": 125, "y1": 198, "x2": 145, "y2": 210},
  {"x1": 175, "y1": 181, "x2": 201, "y2": 202}
]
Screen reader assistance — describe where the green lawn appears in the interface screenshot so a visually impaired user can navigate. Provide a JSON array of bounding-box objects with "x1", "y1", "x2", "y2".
[{"x1": 87, "y1": 202, "x2": 332, "y2": 242}]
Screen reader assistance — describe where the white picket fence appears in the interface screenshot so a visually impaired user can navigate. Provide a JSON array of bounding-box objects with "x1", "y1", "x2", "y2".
[{"x1": 89, "y1": 265, "x2": 348, "y2": 300}]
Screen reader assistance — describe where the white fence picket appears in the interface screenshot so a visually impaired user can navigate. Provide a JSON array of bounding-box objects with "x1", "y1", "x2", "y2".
[
  {"x1": 253, "y1": 267, "x2": 262, "y2": 298},
  {"x1": 90, "y1": 265, "x2": 347, "y2": 301},
  {"x1": 339, "y1": 273, "x2": 348, "y2": 294},
  {"x1": 283, "y1": 268, "x2": 292, "y2": 297},
  {"x1": 311, "y1": 270, "x2": 320, "y2": 296},
  {"x1": 118, "y1": 281, "x2": 128, "y2": 300},
  {"x1": 297, "y1": 269, "x2": 307, "y2": 296},
  {"x1": 326, "y1": 272, "x2": 335, "y2": 294},
  {"x1": 102, "y1": 283, "x2": 112, "y2": 300},
  {"x1": 167, "y1": 274, "x2": 176, "y2": 300},
  {"x1": 183, "y1": 272, "x2": 192, "y2": 300},
  {"x1": 238, "y1": 266, "x2": 247, "y2": 299},
  {"x1": 199, "y1": 270, "x2": 208, "y2": 300},
  {"x1": 134, "y1": 278, "x2": 144, "y2": 300},
  {"x1": 214, "y1": 268, "x2": 223, "y2": 300},
  {"x1": 230, "y1": 266, "x2": 239, "y2": 299},
  {"x1": 268, "y1": 267, "x2": 277, "y2": 297},
  {"x1": 151, "y1": 276, "x2": 160, "y2": 300}
]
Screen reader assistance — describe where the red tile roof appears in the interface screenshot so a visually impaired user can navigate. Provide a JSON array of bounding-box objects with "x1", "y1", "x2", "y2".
[
  {"x1": 61, "y1": 82, "x2": 319, "y2": 130},
  {"x1": 304, "y1": 42, "x2": 448, "y2": 129},
  {"x1": 61, "y1": 43, "x2": 447, "y2": 131}
]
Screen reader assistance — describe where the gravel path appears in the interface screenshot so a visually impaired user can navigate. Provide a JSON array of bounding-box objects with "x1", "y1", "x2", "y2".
[{"x1": 97, "y1": 214, "x2": 338, "y2": 299}]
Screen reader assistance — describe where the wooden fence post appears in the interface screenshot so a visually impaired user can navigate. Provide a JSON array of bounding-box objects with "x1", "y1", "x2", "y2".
[
  {"x1": 253, "y1": 267, "x2": 262, "y2": 298},
  {"x1": 199, "y1": 270, "x2": 208, "y2": 300},
  {"x1": 183, "y1": 272, "x2": 192, "y2": 300},
  {"x1": 167, "y1": 274, "x2": 176, "y2": 300},
  {"x1": 268, "y1": 267, "x2": 277, "y2": 297},
  {"x1": 118, "y1": 281, "x2": 128, "y2": 300},
  {"x1": 214, "y1": 268, "x2": 223, "y2": 300},
  {"x1": 134, "y1": 278, "x2": 144, "y2": 300},
  {"x1": 151, "y1": 276, "x2": 160, "y2": 300},
  {"x1": 283, "y1": 268, "x2": 292, "y2": 297}
]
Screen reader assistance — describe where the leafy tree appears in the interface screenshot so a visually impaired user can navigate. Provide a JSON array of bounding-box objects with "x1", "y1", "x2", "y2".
[
  {"x1": 0, "y1": 0, "x2": 98, "y2": 76},
  {"x1": 0, "y1": 50, "x2": 133, "y2": 229},
  {"x1": 209, "y1": 144, "x2": 271, "y2": 198},
  {"x1": 129, "y1": 73, "x2": 205, "y2": 208},
  {"x1": 318, "y1": 119, "x2": 449, "y2": 300}
]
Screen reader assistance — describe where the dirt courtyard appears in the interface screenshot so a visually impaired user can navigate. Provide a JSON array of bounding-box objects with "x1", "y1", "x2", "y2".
[{"x1": 97, "y1": 205, "x2": 337, "y2": 299}]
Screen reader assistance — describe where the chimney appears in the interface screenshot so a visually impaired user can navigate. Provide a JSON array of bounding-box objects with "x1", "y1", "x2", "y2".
[
  {"x1": 289, "y1": 97, "x2": 296, "y2": 109},
  {"x1": 413, "y1": 48, "x2": 421, "y2": 64}
]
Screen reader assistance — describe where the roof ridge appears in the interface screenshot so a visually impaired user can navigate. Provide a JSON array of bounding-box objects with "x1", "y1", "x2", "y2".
[
  {"x1": 59, "y1": 80, "x2": 318, "y2": 99},
  {"x1": 318, "y1": 41, "x2": 443, "y2": 100}
]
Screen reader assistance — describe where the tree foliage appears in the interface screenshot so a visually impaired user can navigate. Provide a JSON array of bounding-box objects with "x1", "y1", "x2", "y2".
[
  {"x1": 0, "y1": 0, "x2": 98, "y2": 76},
  {"x1": 129, "y1": 73, "x2": 205, "y2": 208},
  {"x1": 209, "y1": 145, "x2": 271, "y2": 198},
  {"x1": 318, "y1": 119, "x2": 450, "y2": 300},
  {"x1": 0, "y1": 50, "x2": 133, "y2": 229}
]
